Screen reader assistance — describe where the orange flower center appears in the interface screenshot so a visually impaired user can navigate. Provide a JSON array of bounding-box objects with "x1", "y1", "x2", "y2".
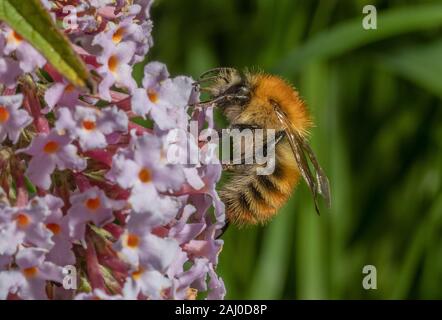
[
  {"x1": 16, "y1": 213, "x2": 31, "y2": 228},
  {"x1": 147, "y1": 90, "x2": 159, "y2": 103},
  {"x1": 82, "y1": 120, "x2": 96, "y2": 131},
  {"x1": 23, "y1": 266, "x2": 38, "y2": 278},
  {"x1": 112, "y1": 27, "x2": 126, "y2": 44},
  {"x1": 8, "y1": 30, "x2": 23, "y2": 44},
  {"x1": 64, "y1": 84, "x2": 76, "y2": 93},
  {"x1": 126, "y1": 234, "x2": 140, "y2": 248},
  {"x1": 85, "y1": 197, "x2": 101, "y2": 211},
  {"x1": 13, "y1": 31, "x2": 23, "y2": 41},
  {"x1": 108, "y1": 55, "x2": 119, "y2": 73},
  {"x1": 132, "y1": 268, "x2": 144, "y2": 280},
  {"x1": 46, "y1": 223, "x2": 61, "y2": 235},
  {"x1": 43, "y1": 141, "x2": 59, "y2": 154},
  {"x1": 0, "y1": 106, "x2": 10, "y2": 123},
  {"x1": 138, "y1": 168, "x2": 152, "y2": 183}
]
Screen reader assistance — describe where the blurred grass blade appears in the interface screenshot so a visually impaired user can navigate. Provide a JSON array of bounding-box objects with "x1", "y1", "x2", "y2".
[
  {"x1": 294, "y1": 63, "x2": 329, "y2": 299},
  {"x1": 246, "y1": 204, "x2": 293, "y2": 299},
  {"x1": 0, "y1": 0, "x2": 95, "y2": 91},
  {"x1": 380, "y1": 40, "x2": 442, "y2": 98},
  {"x1": 275, "y1": 4, "x2": 442, "y2": 76},
  {"x1": 392, "y1": 197, "x2": 442, "y2": 299}
]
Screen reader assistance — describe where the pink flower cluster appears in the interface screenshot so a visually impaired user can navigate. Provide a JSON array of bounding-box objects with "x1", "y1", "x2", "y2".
[{"x1": 0, "y1": 0, "x2": 226, "y2": 300}]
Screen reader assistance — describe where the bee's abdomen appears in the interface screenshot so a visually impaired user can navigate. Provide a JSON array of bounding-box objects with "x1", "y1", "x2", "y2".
[{"x1": 220, "y1": 151, "x2": 300, "y2": 226}]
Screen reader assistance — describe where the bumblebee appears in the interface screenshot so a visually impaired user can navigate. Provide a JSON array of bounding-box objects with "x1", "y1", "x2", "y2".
[{"x1": 194, "y1": 68, "x2": 330, "y2": 227}]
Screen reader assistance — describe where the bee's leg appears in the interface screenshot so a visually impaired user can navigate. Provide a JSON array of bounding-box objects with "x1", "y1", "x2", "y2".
[
  {"x1": 230, "y1": 123, "x2": 260, "y2": 131},
  {"x1": 220, "y1": 124, "x2": 255, "y2": 172},
  {"x1": 222, "y1": 163, "x2": 236, "y2": 171},
  {"x1": 216, "y1": 219, "x2": 230, "y2": 239},
  {"x1": 221, "y1": 130, "x2": 285, "y2": 173},
  {"x1": 232, "y1": 124, "x2": 285, "y2": 159},
  {"x1": 222, "y1": 163, "x2": 255, "y2": 172},
  {"x1": 190, "y1": 94, "x2": 248, "y2": 108}
]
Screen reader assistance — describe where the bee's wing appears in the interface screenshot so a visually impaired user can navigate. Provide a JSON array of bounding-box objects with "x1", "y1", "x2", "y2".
[
  {"x1": 298, "y1": 134, "x2": 331, "y2": 209},
  {"x1": 275, "y1": 108, "x2": 331, "y2": 214}
]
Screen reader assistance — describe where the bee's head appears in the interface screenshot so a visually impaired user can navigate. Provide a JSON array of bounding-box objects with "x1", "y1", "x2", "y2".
[{"x1": 196, "y1": 68, "x2": 251, "y2": 105}]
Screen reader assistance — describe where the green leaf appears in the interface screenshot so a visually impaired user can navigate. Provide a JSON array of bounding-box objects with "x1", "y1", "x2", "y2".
[
  {"x1": 380, "y1": 40, "x2": 442, "y2": 98},
  {"x1": 24, "y1": 176, "x2": 37, "y2": 195},
  {"x1": 274, "y1": 4, "x2": 442, "y2": 76},
  {"x1": 0, "y1": 0, "x2": 95, "y2": 91}
]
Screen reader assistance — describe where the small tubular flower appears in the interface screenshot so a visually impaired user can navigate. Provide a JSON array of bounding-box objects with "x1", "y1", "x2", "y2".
[
  {"x1": 0, "y1": 95, "x2": 32, "y2": 144},
  {"x1": 19, "y1": 130, "x2": 87, "y2": 189}
]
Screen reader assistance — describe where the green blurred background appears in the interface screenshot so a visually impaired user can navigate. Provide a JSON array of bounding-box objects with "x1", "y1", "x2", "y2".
[{"x1": 146, "y1": 0, "x2": 442, "y2": 299}]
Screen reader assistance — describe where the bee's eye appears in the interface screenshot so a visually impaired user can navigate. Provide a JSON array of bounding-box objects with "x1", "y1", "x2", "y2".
[
  {"x1": 238, "y1": 85, "x2": 250, "y2": 95},
  {"x1": 225, "y1": 83, "x2": 249, "y2": 96}
]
